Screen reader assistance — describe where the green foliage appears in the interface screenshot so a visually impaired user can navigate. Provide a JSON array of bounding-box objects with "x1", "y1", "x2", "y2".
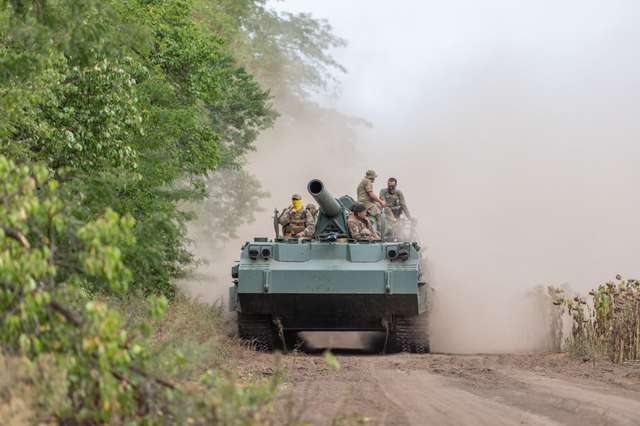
[
  {"x1": 193, "y1": 0, "x2": 347, "y2": 101},
  {"x1": 189, "y1": 0, "x2": 351, "y2": 243},
  {"x1": 190, "y1": 168, "x2": 268, "y2": 242},
  {"x1": 142, "y1": 293, "x2": 230, "y2": 379},
  {"x1": 323, "y1": 350, "x2": 341, "y2": 371},
  {"x1": 0, "y1": 155, "x2": 171, "y2": 423},
  {"x1": 1, "y1": 0, "x2": 276, "y2": 297},
  {"x1": 194, "y1": 369, "x2": 282, "y2": 426},
  {"x1": 0, "y1": 0, "x2": 353, "y2": 423},
  {"x1": 35, "y1": 58, "x2": 143, "y2": 172},
  {"x1": 0, "y1": 156, "x2": 286, "y2": 424}
]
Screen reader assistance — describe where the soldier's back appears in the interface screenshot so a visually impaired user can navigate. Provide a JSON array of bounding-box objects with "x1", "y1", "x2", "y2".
[{"x1": 357, "y1": 178, "x2": 374, "y2": 208}]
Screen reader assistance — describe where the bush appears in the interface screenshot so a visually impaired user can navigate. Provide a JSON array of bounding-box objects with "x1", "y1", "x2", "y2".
[
  {"x1": 554, "y1": 275, "x2": 640, "y2": 363},
  {"x1": 1, "y1": 0, "x2": 275, "y2": 298}
]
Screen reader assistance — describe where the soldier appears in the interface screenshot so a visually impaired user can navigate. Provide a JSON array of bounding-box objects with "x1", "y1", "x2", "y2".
[
  {"x1": 305, "y1": 203, "x2": 318, "y2": 222},
  {"x1": 347, "y1": 203, "x2": 381, "y2": 241},
  {"x1": 356, "y1": 169, "x2": 386, "y2": 230},
  {"x1": 278, "y1": 193, "x2": 315, "y2": 238},
  {"x1": 379, "y1": 177, "x2": 411, "y2": 220}
]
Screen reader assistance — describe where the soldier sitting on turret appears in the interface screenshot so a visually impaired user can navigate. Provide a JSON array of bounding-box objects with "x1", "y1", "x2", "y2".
[
  {"x1": 347, "y1": 203, "x2": 381, "y2": 241},
  {"x1": 278, "y1": 193, "x2": 315, "y2": 238}
]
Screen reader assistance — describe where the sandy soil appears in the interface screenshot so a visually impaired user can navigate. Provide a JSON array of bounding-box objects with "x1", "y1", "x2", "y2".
[{"x1": 234, "y1": 347, "x2": 640, "y2": 426}]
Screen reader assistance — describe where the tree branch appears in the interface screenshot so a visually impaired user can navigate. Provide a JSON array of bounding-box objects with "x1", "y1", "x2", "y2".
[
  {"x1": 129, "y1": 365, "x2": 176, "y2": 390},
  {"x1": 49, "y1": 299, "x2": 82, "y2": 327},
  {"x1": 48, "y1": 300, "x2": 176, "y2": 390},
  {"x1": 3, "y1": 228, "x2": 30, "y2": 249}
]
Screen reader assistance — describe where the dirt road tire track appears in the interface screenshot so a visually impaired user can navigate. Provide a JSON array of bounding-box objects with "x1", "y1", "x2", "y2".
[
  {"x1": 269, "y1": 353, "x2": 640, "y2": 426},
  {"x1": 375, "y1": 369, "x2": 558, "y2": 425}
]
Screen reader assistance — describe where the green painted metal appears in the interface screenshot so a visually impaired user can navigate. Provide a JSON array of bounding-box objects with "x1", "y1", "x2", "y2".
[{"x1": 228, "y1": 180, "x2": 430, "y2": 332}]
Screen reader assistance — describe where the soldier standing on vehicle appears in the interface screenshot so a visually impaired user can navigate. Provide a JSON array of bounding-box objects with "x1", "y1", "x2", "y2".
[
  {"x1": 347, "y1": 203, "x2": 380, "y2": 240},
  {"x1": 357, "y1": 169, "x2": 386, "y2": 231},
  {"x1": 278, "y1": 193, "x2": 315, "y2": 238},
  {"x1": 379, "y1": 177, "x2": 411, "y2": 220}
]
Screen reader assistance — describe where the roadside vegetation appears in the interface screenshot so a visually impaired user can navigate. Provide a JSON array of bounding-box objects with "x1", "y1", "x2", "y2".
[
  {"x1": 555, "y1": 275, "x2": 640, "y2": 363},
  {"x1": 1, "y1": 0, "x2": 348, "y2": 424}
]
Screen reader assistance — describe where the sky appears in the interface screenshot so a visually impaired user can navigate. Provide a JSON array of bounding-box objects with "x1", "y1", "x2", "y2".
[
  {"x1": 182, "y1": 0, "x2": 640, "y2": 351},
  {"x1": 263, "y1": 0, "x2": 640, "y2": 292},
  {"x1": 273, "y1": 1, "x2": 640, "y2": 126}
]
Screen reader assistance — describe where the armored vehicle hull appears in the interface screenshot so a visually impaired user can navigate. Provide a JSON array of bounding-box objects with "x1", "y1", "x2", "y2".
[{"x1": 229, "y1": 180, "x2": 431, "y2": 352}]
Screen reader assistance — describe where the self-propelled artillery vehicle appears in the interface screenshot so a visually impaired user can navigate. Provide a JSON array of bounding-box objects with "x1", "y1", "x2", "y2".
[{"x1": 228, "y1": 179, "x2": 430, "y2": 352}]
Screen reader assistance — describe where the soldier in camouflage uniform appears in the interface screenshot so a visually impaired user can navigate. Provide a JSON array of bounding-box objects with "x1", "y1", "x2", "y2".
[
  {"x1": 356, "y1": 169, "x2": 386, "y2": 231},
  {"x1": 305, "y1": 203, "x2": 318, "y2": 222},
  {"x1": 379, "y1": 177, "x2": 411, "y2": 220},
  {"x1": 278, "y1": 193, "x2": 315, "y2": 238},
  {"x1": 347, "y1": 203, "x2": 380, "y2": 241}
]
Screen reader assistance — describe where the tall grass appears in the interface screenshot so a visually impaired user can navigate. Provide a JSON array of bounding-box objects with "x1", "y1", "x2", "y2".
[
  {"x1": 555, "y1": 275, "x2": 640, "y2": 363},
  {"x1": 0, "y1": 295, "x2": 286, "y2": 425}
]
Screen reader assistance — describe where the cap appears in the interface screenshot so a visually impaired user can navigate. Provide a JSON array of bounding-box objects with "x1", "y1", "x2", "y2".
[
  {"x1": 291, "y1": 193, "x2": 302, "y2": 200},
  {"x1": 365, "y1": 169, "x2": 377, "y2": 179},
  {"x1": 351, "y1": 202, "x2": 366, "y2": 213}
]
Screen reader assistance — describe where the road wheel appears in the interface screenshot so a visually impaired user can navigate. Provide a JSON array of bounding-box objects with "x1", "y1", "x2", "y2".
[
  {"x1": 390, "y1": 315, "x2": 430, "y2": 353},
  {"x1": 237, "y1": 313, "x2": 275, "y2": 352},
  {"x1": 283, "y1": 330, "x2": 303, "y2": 352}
]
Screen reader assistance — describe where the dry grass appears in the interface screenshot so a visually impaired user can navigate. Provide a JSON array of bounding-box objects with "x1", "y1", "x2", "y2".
[
  {"x1": 0, "y1": 354, "x2": 67, "y2": 425},
  {"x1": 554, "y1": 275, "x2": 640, "y2": 363},
  {"x1": 1, "y1": 294, "x2": 364, "y2": 425}
]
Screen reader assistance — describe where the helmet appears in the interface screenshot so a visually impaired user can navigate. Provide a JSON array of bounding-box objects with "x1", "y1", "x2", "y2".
[
  {"x1": 365, "y1": 170, "x2": 377, "y2": 179},
  {"x1": 291, "y1": 193, "x2": 302, "y2": 200},
  {"x1": 306, "y1": 203, "x2": 316, "y2": 210}
]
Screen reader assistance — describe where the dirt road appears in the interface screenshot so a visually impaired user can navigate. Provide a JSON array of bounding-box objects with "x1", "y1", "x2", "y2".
[{"x1": 237, "y1": 349, "x2": 640, "y2": 425}]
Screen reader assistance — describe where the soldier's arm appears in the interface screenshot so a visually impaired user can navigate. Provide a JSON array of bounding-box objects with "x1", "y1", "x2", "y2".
[
  {"x1": 364, "y1": 181, "x2": 385, "y2": 207},
  {"x1": 306, "y1": 211, "x2": 316, "y2": 226},
  {"x1": 367, "y1": 190, "x2": 386, "y2": 207},
  {"x1": 301, "y1": 212, "x2": 316, "y2": 237},
  {"x1": 365, "y1": 220, "x2": 380, "y2": 240},
  {"x1": 398, "y1": 190, "x2": 411, "y2": 219},
  {"x1": 303, "y1": 223, "x2": 315, "y2": 238},
  {"x1": 278, "y1": 207, "x2": 291, "y2": 226},
  {"x1": 347, "y1": 220, "x2": 361, "y2": 240}
]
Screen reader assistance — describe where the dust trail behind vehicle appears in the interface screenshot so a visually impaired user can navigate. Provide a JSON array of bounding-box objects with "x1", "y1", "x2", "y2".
[{"x1": 182, "y1": 1, "x2": 640, "y2": 353}]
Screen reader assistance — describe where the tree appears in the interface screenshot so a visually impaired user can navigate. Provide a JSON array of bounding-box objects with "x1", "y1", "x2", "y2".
[
  {"x1": 0, "y1": 154, "x2": 172, "y2": 423},
  {"x1": 1, "y1": 0, "x2": 276, "y2": 296},
  {"x1": 193, "y1": 0, "x2": 347, "y2": 102}
]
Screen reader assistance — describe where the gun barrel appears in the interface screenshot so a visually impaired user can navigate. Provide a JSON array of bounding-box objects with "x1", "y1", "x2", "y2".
[{"x1": 307, "y1": 179, "x2": 342, "y2": 217}]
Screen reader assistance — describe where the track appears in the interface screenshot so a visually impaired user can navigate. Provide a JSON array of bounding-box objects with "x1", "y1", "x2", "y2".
[{"x1": 236, "y1": 349, "x2": 640, "y2": 425}]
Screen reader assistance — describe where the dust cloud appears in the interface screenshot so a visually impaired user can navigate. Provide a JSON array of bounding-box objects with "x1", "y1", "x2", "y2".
[
  {"x1": 183, "y1": 1, "x2": 640, "y2": 353},
  {"x1": 179, "y1": 104, "x2": 368, "y2": 305}
]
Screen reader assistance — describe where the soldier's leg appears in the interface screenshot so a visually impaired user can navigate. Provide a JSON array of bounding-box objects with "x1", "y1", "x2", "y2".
[
  {"x1": 367, "y1": 213, "x2": 378, "y2": 233},
  {"x1": 382, "y1": 207, "x2": 397, "y2": 239},
  {"x1": 385, "y1": 215, "x2": 398, "y2": 238}
]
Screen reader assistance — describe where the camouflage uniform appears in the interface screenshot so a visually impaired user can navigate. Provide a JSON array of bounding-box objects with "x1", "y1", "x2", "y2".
[
  {"x1": 347, "y1": 214, "x2": 380, "y2": 241},
  {"x1": 305, "y1": 203, "x2": 318, "y2": 222},
  {"x1": 379, "y1": 188, "x2": 411, "y2": 219},
  {"x1": 278, "y1": 207, "x2": 315, "y2": 238},
  {"x1": 356, "y1": 170, "x2": 381, "y2": 229}
]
